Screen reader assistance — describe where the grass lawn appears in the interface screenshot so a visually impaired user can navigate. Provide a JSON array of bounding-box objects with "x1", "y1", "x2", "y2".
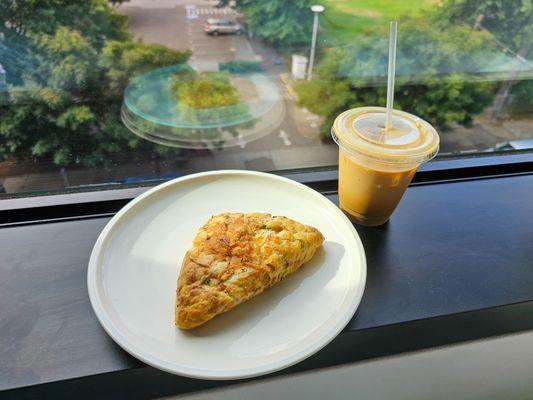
[{"x1": 321, "y1": 0, "x2": 439, "y2": 41}]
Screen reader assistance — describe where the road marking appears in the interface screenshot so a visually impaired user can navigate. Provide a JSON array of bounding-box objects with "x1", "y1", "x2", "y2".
[
  {"x1": 186, "y1": 4, "x2": 198, "y2": 19},
  {"x1": 310, "y1": 122, "x2": 317, "y2": 128},
  {"x1": 305, "y1": 115, "x2": 319, "y2": 120},
  {"x1": 238, "y1": 133, "x2": 246, "y2": 149},
  {"x1": 278, "y1": 130, "x2": 292, "y2": 146}
]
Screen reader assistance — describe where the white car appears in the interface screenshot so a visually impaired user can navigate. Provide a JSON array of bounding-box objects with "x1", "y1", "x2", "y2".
[{"x1": 204, "y1": 19, "x2": 244, "y2": 36}]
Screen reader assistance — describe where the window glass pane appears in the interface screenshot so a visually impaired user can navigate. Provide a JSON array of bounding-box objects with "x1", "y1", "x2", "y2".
[{"x1": 1, "y1": 0, "x2": 532, "y2": 196}]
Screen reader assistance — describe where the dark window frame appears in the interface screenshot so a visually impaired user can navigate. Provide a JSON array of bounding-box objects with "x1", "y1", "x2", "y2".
[{"x1": 1, "y1": 150, "x2": 533, "y2": 225}]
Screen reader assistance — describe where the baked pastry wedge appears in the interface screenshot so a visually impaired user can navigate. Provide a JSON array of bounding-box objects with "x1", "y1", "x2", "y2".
[{"x1": 175, "y1": 213, "x2": 324, "y2": 329}]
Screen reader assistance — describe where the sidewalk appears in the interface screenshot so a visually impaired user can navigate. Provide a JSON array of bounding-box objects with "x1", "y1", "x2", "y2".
[
  {"x1": 439, "y1": 116, "x2": 533, "y2": 154},
  {"x1": 278, "y1": 72, "x2": 324, "y2": 141}
]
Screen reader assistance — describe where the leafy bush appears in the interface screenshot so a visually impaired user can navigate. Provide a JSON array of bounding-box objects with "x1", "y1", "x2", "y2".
[
  {"x1": 437, "y1": 0, "x2": 533, "y2": 115},
  {"x1": 510, "y1": 80, "x2": 533, "y2": 112},
  {"x1": 170, "y1": 72, "x2": 251, "y2": 127},
  {"x1": 294, "y1": 18, "x2": 499, "y2": 137},
  {"x1": 220, "y1": 0, "x2": 313, "y2": 48},
  {"x1": 171, "y1": 72, "x2": 240, "y2": 109},
  {"x1": 0, "y1": 0, "x2": 191, "y2": 166}
]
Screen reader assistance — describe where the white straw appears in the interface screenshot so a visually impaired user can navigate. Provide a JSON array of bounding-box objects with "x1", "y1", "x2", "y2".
[{"x1": 385, "y1": 21, "x2": 398, "y2": 132}]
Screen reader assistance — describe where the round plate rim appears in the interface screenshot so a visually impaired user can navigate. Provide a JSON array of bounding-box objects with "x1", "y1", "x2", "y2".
[{"x1": 87, "y1": 170, "x2": 366, "y2": 380}]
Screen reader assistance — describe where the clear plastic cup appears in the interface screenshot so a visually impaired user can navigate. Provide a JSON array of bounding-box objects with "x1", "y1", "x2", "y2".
[{"x1": 332, "y1": 107, "x2": 440, "y2": 226}]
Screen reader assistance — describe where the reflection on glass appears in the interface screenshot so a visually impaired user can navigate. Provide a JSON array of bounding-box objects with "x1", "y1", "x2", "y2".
[{"x1": 121, "y1": 64, "x2": 284, "y2": 149}]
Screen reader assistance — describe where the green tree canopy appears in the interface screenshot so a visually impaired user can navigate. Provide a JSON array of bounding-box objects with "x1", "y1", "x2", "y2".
[
  {"x1": 295, "y1": 18, "x2": 498, "y2": 137},
  {"x1": 0, "y1": 0, "x2": 190, "y2": 166},
  {"x1": 439, "y1": 0, "x2": 533, "y2": 111},
  {"x1": 221, "y1": 0, "x2": 313, "y2": 47},
  {"x1": 440, "y1": 0, "x2": 533, "y2": 54}
]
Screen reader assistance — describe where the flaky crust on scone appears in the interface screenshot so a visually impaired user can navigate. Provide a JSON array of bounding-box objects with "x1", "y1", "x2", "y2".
[{"x1": 175, "y1": 213, "x2": 324, "y2": 329}]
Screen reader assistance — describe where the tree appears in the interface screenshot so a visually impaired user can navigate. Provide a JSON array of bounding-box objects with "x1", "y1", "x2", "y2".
[
  {"x1": 440, "y1": 0, "x2": 533, "y2": 112},
  {"x1": 168, "y1": 69, "x2": 254, "y2": 147},
  {"x1": 0, "y1": 0, "x2": 190, "y2": 166},
  {"x1": 219, "y1": 0, "x2": 313, "y2": 48},
  {"x1": 294, "y1": 18, "x2": 498, "y2": 137},
  {"x1": 172, "y1": 72, "x2": 241, "y2": 109},
  {"x1": 100, "y1": 40, "x2": 191, "y2": 92},
  {"x1": 440, "y1": 0, "x2": 533, "y2": 54}
]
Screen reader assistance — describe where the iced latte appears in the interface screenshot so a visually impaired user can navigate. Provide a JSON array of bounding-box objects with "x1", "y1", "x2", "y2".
[{"x1": 332, "y1": 107, "x2": 439, "y2": 226}]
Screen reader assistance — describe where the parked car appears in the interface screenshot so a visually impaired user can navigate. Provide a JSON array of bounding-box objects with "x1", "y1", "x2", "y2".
[
  {"x1": 204, "y1": 19, "x2": 244, "y2": 36},
  {"x1": 488, "y1": 139, "x2": 533, "y2": 152}
]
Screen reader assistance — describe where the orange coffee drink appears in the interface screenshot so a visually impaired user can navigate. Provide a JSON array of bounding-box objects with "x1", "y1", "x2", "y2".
[{"x1": 332, "y1": 107, "x2": 439, "y2": 226}]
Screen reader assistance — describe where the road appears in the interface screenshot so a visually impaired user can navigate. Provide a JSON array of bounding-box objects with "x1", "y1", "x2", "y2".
[
  {"x1": 122, "y1": 0, "x2": 254, "y2": 66},
  {"x1": 118, "y1": 0, "x2": 334, "y2": 173},
  {"x1": 113, "y1": 0, "x2": 533, "y2": 170}
]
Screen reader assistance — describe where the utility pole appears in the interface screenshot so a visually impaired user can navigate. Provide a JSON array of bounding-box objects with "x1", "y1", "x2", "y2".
[{"x1": 307, "y1": 5, "x2": 325, "y2": 81}]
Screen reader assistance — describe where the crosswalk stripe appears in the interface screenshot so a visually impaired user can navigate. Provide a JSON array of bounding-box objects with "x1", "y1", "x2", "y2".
[
  {"x1": 186, "y1": 5, "x2": 199, "y2": 19},
  {"x1": 196, "y1": 8, "x2": 237, "y2": 15},
  {"x1": 192, "y1": 7, "x2": 237, "y2": 16}
]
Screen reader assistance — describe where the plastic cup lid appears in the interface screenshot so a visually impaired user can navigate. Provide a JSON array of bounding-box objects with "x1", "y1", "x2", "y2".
[{"x1": 332, "y1": 107, "x2": 440, "y2": 164}]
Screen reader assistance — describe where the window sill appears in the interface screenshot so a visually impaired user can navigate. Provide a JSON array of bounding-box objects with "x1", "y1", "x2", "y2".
[{"x1": 2, "y1": 151, "x2": 533, "y2": 225}]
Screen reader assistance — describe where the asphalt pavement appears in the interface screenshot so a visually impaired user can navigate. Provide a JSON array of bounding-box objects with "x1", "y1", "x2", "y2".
[{"x1": 118, "y1": 0, "x2": 333, "y2": 173}]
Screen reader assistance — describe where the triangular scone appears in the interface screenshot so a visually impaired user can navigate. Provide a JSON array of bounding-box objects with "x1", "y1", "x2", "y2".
[{"x1": 175, "y1": 213, "x2": 324, "y2": 329}]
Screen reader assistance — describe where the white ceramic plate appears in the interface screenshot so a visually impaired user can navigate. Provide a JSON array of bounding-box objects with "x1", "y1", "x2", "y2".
[{"x1": 87, "y1": 170, "x2": 366, "y2": 380}]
